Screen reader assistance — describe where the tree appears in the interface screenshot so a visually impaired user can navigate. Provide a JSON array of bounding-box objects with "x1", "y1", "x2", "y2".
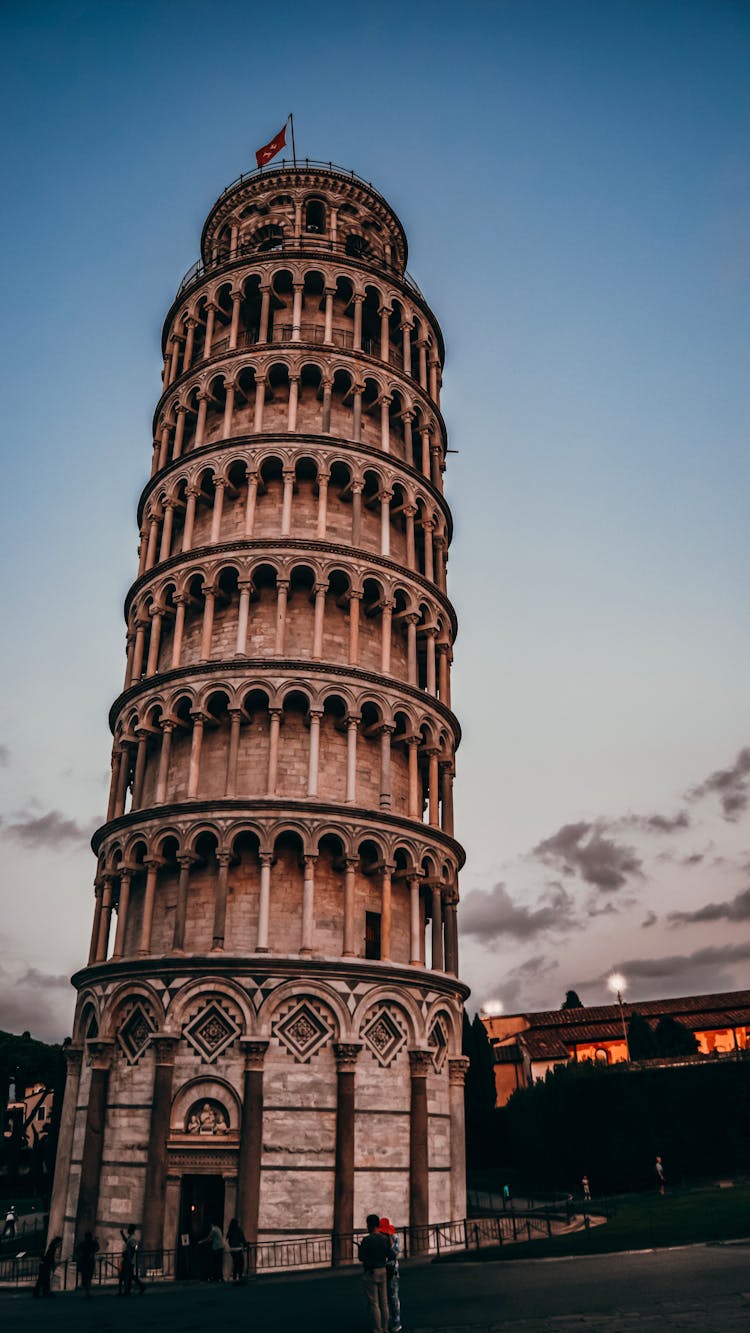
[
  {"x1": 463, "y1": 1012, "x2": 498, "y2": 1167},
  {"x1": 0, "y1": 1029, "x2": 66, "y2": 1196},
  {"x1": 627, "y1": 1012, "x2": 658, "y2": 1061},
  {"x1": 562, "y1": 990, "x2": 584, "y2": 1009},
  {"x1": 655, "y1": 1016, "x2": 699, "y2": 1058}
]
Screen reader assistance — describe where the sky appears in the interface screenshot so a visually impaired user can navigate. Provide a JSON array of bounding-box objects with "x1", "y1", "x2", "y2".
[{"x1": 0, "y1": 0, "x2": 748, "y2": 1041}]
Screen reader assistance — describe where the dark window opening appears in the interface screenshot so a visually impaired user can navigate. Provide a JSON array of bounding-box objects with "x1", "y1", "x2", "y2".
[
  {"x1": 345, "y1": 233, "x2": 370, "y2": 258},
  {"x1": 305, "y1": 200, "x2": 325, "y2": 233},
  {"x1": 365, "y1": 911, "x2": 381, "y2": 960}
]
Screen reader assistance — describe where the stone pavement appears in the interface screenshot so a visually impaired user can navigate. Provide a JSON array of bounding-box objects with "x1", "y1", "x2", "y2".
[{"x1": 2, "y1": 1239, "x2": 750, "y2": 1331}]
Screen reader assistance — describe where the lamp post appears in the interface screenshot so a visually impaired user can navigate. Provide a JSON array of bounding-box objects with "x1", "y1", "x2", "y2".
[{"x1": 608, "y1": 972, "x2": 629, "y2": 1063}]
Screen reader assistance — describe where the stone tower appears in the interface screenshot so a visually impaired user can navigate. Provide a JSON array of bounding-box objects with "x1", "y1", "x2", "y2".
[{"x1": 50, "y1": 161, "x2": 468, "y2": 1262}]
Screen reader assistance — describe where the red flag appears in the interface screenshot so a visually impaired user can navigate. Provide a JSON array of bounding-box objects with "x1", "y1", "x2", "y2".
[{"x1": 256, "y1": 124, "x2": 287, "y2": 168}]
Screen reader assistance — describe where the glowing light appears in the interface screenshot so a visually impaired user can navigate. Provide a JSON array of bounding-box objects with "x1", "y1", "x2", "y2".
[
  {"x1": 608, "y1": 972, "x2": 626, "y2": 997},
  {"x1": 482, "y1": 998, "x2": 504, "y2": 1016}
]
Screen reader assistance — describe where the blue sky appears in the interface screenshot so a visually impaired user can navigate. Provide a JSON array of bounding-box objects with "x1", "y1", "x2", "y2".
[{"x1": 1, "y1": 0, "x2": 748, "y2": 1038}]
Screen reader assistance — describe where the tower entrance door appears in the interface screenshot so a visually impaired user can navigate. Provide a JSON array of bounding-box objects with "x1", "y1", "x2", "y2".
[{"x1": 177, "y1": 1174, "x2": 225, "y2": 1279}]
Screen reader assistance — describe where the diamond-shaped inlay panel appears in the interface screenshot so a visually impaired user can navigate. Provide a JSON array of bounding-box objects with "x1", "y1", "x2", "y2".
[
  {"x1": 183, "y1": 1001, "x2": 240, "y2": 1064},
  {"x1": 273, "y1": 1000, "x2": 333, "y2": 1064},
  {"x1": 428, "y1": 1016, "x2": 448, "y2": 1072},
  {"x1": 362, "y1": 1007, "x2": 407, "y2": 1068},
  {"x1": 117, "y1": 1003, "x2": 155, "y2": 1065}
]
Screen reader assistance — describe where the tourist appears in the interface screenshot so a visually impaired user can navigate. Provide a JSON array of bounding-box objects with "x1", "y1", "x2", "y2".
[
  {"x1": 378, "y1": 1217, "x2": 402, "y2": 1333},
  {"x1": 226, "y1": 1217, "x2": 246, "y2": 1283},
  {"x1": 199, "y1": 1219, "x2": 226, "y2": 1282},
  {"x1": 118, "y1": 1223, "x2": 146, "y2": 1295},
  {"x1": 76, "y1": 1230, "x2": 99, "y2": 1298},
  {"x1": 33, "y1": 1236, "x2": 61, "y2": 1298},
  {"x1": 358, "y1": 1212, "x2": 392, "y2": 1333},
  {"x1": 655, "y1": 1155, "x2": 665, "y2": 1196},
  {"x1": 582, "y1": 1174, "x2": 591, "y2": 1201},
  {"x1": 2, "y1": 1204, "x2": 17, "y2": 1238}
]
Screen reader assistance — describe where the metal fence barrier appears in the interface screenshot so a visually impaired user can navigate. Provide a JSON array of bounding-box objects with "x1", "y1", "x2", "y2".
[{"x1": 0, "y1": 1206, "x2": 583, "y2": 1291}]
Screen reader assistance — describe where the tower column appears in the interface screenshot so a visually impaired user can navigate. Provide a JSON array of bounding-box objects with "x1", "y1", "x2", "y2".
[
  {"x1": 408, "y1": 1050, "x2": 431, "y2": 1238},
  {"x1": 141, "y1": 1036, "x2": 179, "y2": 1254},
  {"x1": 172, "y1": 854, "x2": 194, "y2": 951},
  {"x1": 237, "y1": 1040, "x2": 269, "y2": 1254},
  {"x1": 448, "y1": 1057, "x2": 470, "y2": 1222},
  {"x1": 342, "y1": 857, "x2": 358, "y2": 957},
  {"x1": 408, "y1": 876, "x2": 422, "y2": 965},
  {"x1": 300, "y1": 855, "x2": 317, "y2": 955},
  {"x1": 46, "y1": 1046, "x2": 83, "y2": 1249},
  {"x1": 332, "y1": 1043, "x2": 360, "y2": 1262},
  {"x1": 75, "y1": 1040, "x2": 114, "y2": 1240},
  {"x1": 211, "y1": 851, "x2": 231, "y2": 949},
  {"x1": 139, "y1": 858, "x2": 159, "y2": 954},
  {"x1": 256, "y1": 853, "x2": 272, "y2": 952}
]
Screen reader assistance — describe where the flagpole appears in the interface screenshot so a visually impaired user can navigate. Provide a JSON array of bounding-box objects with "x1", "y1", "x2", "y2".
[{"x1": 289, "y1": 113, "x2": 297, "y2": 167}]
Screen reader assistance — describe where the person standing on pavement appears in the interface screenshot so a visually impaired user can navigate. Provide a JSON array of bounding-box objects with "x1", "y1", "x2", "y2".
[
  {"x1": 75, "y1": 1230, "x2": 99, "y2": 1298},
  {"x1": 655, "y1": 1155, "x2": 665, "y2": 1196},
  {"x1": 358, "y1": 1213, "x2": 392, "y2": 1333},
  {"x1": 582, "y1": 1175, "x2": 591, "y2": 1201},
  {"x1": 199, "y1": 1219, "x2": 225, "y2": 1282},
  {"x1": 226, "y1": 1217, "x2": 246, "y2": 1283},
  {"x1": 33, "y1": 1236, "x2": 61, "y2": 1297},
  {"x1": 2, "y1": 1204, "x2": 17, "y2": 1238},
  {"x1": 118, "y1": 1224, "x2": 146, "y2": 1295},
  {"x1": 378, "y1": 1218, "x2": 402, "y2": 1333}
]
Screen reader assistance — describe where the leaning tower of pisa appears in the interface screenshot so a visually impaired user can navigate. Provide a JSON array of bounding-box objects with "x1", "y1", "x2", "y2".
[{"x1": 50, "y1": 161, "x2": 469, "y2": 1263}]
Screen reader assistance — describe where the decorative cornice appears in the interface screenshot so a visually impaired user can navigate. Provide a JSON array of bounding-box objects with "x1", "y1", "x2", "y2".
[
  {"x1": 138, "y1": 431, "x2": 452, "y2": 532},
  {"x1": 85, "y1": 1038, "x2": 115, "y2": 1070},
  {"x1": 240, "y1": 1038, "x2": 270, "y2": 1071},
  {"x1": 334, "y1": 1042, "x2": 362, "y2": 1070},
  {"x1": 408, "y1": 1048, "x2": 433, "y2": 1078},
  {"x1": 71, "y1": 954, "x2": 471, "y2": 1002},
  {"x1": 90, "y1": 795, "x2": 466, "y2": 866},
  {"x1": 151, "y1": 341, "x2": 445, "y2": 442},
  {"x1": 108, "y1": 656, "x2": 461, "y2": 741},
  {"x1": 151, "y1": 1033, "x2": 180, "y2": 1065},
  {"x1": 124, "y1": 537, "x2": 456, "y2": 634},
  {"x1": 448, "y1": 1055, "x2": 470, "y2": 1087}
]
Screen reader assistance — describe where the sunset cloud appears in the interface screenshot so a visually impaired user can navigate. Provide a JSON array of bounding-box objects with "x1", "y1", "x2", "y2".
[
  {"x1": 668, "y1": 886, "x2": 750, "y2": 927},
  {"x1": 460, "y1": 880, "x2": 576, "y2": 944},
  {"x1": 532, "y1": 821, "x2": 643, "y2": 892},
  {"x1": 3, "y1": 809, "x2": 97, "y2": 850},
  {"x1": 688, "y1": 746, "x2": 750, "y2": 821}
]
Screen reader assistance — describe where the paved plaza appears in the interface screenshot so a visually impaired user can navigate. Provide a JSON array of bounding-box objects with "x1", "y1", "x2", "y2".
[{"x1": 3, "y1": 1240, "x2": 750, "y2": 1331}]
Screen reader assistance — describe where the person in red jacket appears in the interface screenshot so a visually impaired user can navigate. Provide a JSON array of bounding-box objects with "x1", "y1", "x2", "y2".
[{"x1": 357, "y1": 1213, "x2": 393, "y2": 1333}]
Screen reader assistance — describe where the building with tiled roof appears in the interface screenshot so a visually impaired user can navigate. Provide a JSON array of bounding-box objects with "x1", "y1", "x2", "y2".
[{"x1": 482, "y1": 989, "x2": 750, "y2": 1105}]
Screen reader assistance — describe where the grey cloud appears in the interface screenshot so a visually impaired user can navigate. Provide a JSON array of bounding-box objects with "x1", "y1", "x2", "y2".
[
  {"x1": 688, "y1": 746, "x2": 750, "y2": 821},
  {"x1": 0, "y1": 745, "x2": 9, "y2": 767},
  {"x1": 0, "y1": 965, "x2": 74, "y2": 1043},
  {"x1": 3, "y1": 809, "x2": 98, "y2": 850},
  {"x1": 476, "y1": 954, "x2": 558, "y2": 1015},
  {"x1": 668, "y1": 886, "x2": 750, "y2": 927},
  {"x1": 460, "y1": 881, "x2": 576, "y2": 945},
  {"x1": 618, "y1": 810, "x2": 691, "y2": 834},
  {"x1": 593, "y1": 940, "x2": 750, "y2": 990},
  {"x1": 532, "y1": 821, "x2": 643, "y2": 892},
  {"x1": 641, "y1": 911, "x2": 658, "y2": 929}
]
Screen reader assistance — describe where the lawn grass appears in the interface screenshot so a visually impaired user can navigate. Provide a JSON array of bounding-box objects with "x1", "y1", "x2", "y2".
[{"x1": 442, "y1": 1184, "x2": 750, "y2": 1262}]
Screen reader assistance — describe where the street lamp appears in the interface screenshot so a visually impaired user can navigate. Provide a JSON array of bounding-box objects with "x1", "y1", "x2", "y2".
[{"x1": 608, "y1": 972, "x2": 629, "y2": 1061}]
